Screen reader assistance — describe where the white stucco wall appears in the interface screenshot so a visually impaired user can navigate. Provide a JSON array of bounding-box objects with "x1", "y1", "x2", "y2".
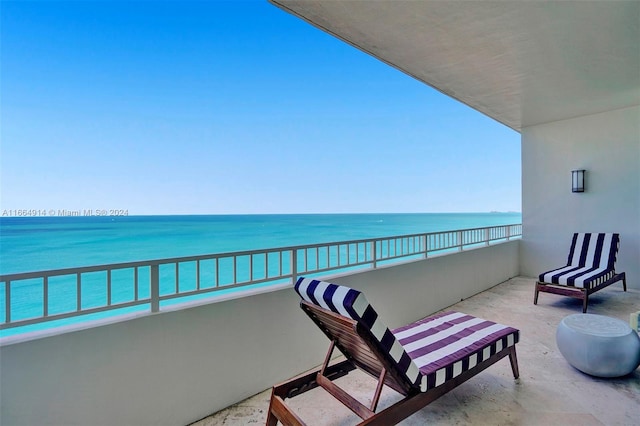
[
  {"x1": 521, "y1": 105, "x2": 640, "y2": 289},
  {"x1": 0, "y1": 241, "x2": 518, "y2": 426}
]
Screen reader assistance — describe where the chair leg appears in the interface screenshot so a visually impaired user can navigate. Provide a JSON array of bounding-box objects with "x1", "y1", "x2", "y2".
[
  {"x1": 266, "y1": 403, "x2": 279, "y2": 426},
  {"x1": 533, "y1": 283, "x2": 540, "y2": 305},
  {"x1": 266, "y1": 387, "x2": 278, "y2": 426},
  {"x1": 267, "y1": 391, "x2": 305, "y2": 426},
  {"x1": 623, "y1": 276, "x2": 627, "y2": 292},
  {"x1": 582, "y1": 293, "x2": 588, "y2": 313},
  {"x1": 508, "y1": 346, "x2": 520, "y2": 379},
  {"x1": 266, "y1": 388, "x2": 281, "y2": 426}
]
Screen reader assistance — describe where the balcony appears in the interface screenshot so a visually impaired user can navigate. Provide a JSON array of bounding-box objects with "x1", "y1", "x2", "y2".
[
  {"x1": 2, "y1": 231, "x2": 637, "y2": 426},
  {"x1": 194, "y1": 276, "x2": 639, "y2": 425}
]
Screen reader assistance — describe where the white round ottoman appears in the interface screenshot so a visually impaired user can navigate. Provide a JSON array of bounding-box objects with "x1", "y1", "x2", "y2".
[{"x1": 556, "y1": 314, "x2": 640, "y2": 378}]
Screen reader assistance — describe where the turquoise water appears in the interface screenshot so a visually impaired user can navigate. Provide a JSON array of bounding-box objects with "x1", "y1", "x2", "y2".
[
  {"x1": 0, "y1": 213, "x2": 521, "y2": 337},
  {"x1": 0, "y1": 213, "x2": 521, "y2": 274}
]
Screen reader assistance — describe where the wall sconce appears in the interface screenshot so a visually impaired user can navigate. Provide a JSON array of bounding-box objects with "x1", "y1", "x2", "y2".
[{"x1": 572, "y1": 169, "x2": 585, "y2": 193}]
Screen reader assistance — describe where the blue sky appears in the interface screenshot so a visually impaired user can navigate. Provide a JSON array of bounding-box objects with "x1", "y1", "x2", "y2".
[{"x1": 1, "y1": 0, "x2": 521, "y2": 215}]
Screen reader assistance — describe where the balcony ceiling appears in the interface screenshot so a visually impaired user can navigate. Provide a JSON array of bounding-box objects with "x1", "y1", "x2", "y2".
[{"x1": 270, "y1": 0, "x2": 640, "y2": 131}]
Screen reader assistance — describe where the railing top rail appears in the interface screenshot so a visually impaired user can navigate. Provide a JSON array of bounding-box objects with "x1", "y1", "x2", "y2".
[{"x1": 0, "y1": 224, "x2": 522, "y2": 281}]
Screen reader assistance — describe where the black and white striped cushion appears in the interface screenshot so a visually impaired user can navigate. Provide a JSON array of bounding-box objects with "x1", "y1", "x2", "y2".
[
  {"x1": 295, "y1": 277, "x2": 423, "y2": 390},
  {"x1": 393, "y1": 311, "x2": 519, "y2": 389},
  {"x1": 295, "y1": 277, "x2": 519, "y2": 392},
  {"x1": 539, "y1": 233, "x2": 620, "y2": 289}
]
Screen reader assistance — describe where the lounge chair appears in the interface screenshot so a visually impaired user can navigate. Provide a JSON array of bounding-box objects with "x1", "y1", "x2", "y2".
[
  {"x1": 266, "y1": 277, "x2": 520, "y2": 425},
  {"x1": 534, "y1": 232, "x2": 627, "y2": 313}
]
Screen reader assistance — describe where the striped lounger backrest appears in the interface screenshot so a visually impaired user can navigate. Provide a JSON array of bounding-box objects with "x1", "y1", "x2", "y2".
[
  {"x1": 566, "y1": 233, "x2": 619, "y2": 268},
  {"x1": 541, "y1": 232, "x2": 620, "y2": 288},
  {"x1": 294, "y1": 277, "x2": 425, "y2": 392}
]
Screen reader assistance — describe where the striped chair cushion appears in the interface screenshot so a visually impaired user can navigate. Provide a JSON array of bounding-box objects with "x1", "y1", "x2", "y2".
[
  {"x1": 295, "y1": 278, "x2": 519, "y2": 392},
  {"x1": 393, "y1": 311, "x2": 519, "y2": 390},
  {"x1": 295, "y1": 277, "x2": 424, "y2": 390},
  {"x1": 539, "y1": 233, "x2": 620, "y2": 289}
]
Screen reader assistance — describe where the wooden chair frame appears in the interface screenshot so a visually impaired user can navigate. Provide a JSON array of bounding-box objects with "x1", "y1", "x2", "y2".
[
  {"x1": 534, "y1": 272, "x2": 626, "y2": 313},
  {"x1": 266, "y1": 301, "x2": 520, "y2": 426}
]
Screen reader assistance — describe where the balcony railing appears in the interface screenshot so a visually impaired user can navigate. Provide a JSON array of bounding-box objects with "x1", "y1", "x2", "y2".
[{"x1": 0, "y1": 224, "x2": 521, "y2": 331}]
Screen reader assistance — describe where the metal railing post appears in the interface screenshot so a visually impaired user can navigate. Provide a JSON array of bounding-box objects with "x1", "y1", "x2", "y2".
[
  {"x1": 372, "y1": 241, "x2": 378, "y2": 268},
  {"x1": 5, "y1": 280, "x2": 11, "y2": 324},
  {"x1": 423, "y1": 234, "x2": 428, "y2": 258},
  {"x1": 485, "y1": 227, "x2": 491, "y2": 246},
  {"x1": 291, "y1": 249, "x2": 298, "y2": 285},
  {"x1": 76, "y1": 273, "x2": 82, "y2": 312},
  {"x1": 150, "y1": 264, "x2": 159, "y2": 313},
  {"x1": 457, "y1": 230, "x2": 463, "y2": 251},
  {"x1": 43, "y1": 276, "x2": 49, "y2": 317}
]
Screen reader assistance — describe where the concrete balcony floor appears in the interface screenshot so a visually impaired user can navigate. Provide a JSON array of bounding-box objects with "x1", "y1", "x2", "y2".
[{"x1": 192, "y1": 277, "x2": 640, "y2": 425}]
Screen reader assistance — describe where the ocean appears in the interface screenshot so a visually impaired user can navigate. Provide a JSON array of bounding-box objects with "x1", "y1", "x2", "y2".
[
  {"x1": 0, "y1": 213, "x2": 521, "y2": 337},
  {"x1": 0, "y1": 213, "x2": 521, "y2": 275}
]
